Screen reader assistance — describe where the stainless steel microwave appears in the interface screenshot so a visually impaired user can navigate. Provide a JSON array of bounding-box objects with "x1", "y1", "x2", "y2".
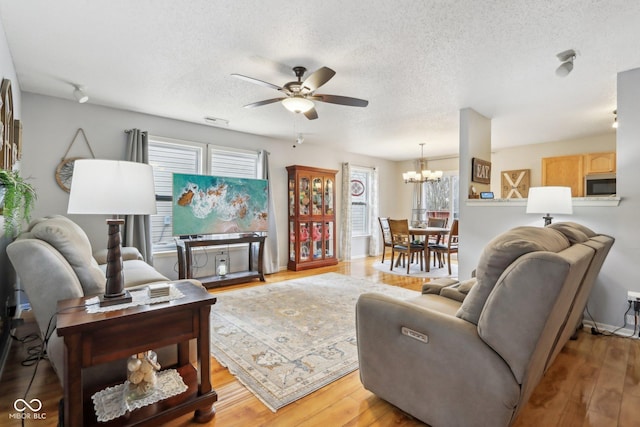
[{"x1": 584, "y1": 173, "x2": 616, "y2": 197}]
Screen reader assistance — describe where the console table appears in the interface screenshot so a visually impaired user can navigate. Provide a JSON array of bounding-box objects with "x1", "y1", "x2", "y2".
[
  {"x1": 176, "y1": 235, "x2": 266, "y2": 288},
  {"x1": 56, "y1": 281, "x2": 217, "y2": 426}
]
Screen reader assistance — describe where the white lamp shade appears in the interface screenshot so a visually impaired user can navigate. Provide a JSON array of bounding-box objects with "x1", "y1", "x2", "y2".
[
  {"x1": 282, "y1": 96, "x2": 314, "y2": 113},
  {"x1": 68, "y1": 159, "x2": 157, "y2": 215},
  {"x1": 526, "y1": 186, "x2": 573, "y2": 215}
]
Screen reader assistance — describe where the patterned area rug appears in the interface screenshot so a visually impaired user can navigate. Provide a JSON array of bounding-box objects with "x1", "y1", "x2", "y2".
[
  {"x1": 373, "y1": 259, "x2": 458, "y2": 278},
  {"x1": 209, "y1": 272, "x2": 417, "y2": 411}
]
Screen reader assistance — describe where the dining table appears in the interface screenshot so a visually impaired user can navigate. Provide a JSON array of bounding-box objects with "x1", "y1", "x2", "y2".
[{"x1": 408, "y1": 226, "x2": 450, "y2": 271}]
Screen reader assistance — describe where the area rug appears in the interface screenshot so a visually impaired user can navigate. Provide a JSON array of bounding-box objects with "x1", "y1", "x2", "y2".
[
  {"x1": 373, "y1": 259, "x2": 458, "y2": 278},
  {"x1": 209, "y1": 272, "x2": 417, "y2": 411}
]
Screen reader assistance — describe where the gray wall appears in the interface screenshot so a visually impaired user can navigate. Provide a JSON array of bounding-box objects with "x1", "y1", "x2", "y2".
[{"x1": 19, "y1": 93, "x2": 400, "y2": 271}]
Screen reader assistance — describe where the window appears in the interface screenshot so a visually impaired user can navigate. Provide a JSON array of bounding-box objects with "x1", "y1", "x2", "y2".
[
  {"x1": 350, "y1": 167, "x2": 371, "y2": 237},
  {"x1": 148, "y1": 136, "x2": 259, "y2": 251},
  {"x1": 423, "y1": 172, "x2": 460, "y2": 222}
]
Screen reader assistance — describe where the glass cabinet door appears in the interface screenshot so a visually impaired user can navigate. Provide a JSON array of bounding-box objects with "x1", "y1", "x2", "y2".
[
  {"x1": 324, "y1": 178, "x2": 334, "y2": 215},
  {"x1": 289, "y1": 221, "x2": 295, "y2": 261},
  {"x1": 299, "y1": 222, "x2": 311, "y2": 261},
  {"x1": 324, "y1": 221, "x2": 334, "y2": 258},
  {"x1": 288, "y1": 177, "x2": 295, "y2": 217},
  {"x1": 299, "y1": 176, "x2": 310, "y2": 216},
  {"x1": 312, "y1": 222, "x2": 323, "y2": 259},
  {"x1": 312, "y1": 178, "x2": 323, "y2": 215}
]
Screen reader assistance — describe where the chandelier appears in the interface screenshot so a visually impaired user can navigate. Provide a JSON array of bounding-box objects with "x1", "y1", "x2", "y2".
[{"x1": 402, "y1": 143, "x2": 443, "y2": 183}]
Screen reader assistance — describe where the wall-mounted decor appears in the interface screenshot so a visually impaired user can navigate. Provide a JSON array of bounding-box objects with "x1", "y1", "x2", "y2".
[
  {"x1": 13, "y1": 119, "x2": 22, "y2": 163},
  {"x1": 501, "y1": 169, "x2": 531, "y2": 198},
  {"x1": 471, "y1": 157, "x2": 491, "y2": 184},
  {"x1": 55, "y1": 128, "x2": 96, "y2": 192},
  {"x1": 1, "y1": 78, "x2": 14, "y2": 170}
]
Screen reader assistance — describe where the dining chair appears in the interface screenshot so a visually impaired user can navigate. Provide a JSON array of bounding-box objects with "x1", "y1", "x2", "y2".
[
  {"x1": 378, "y1": 217, "x2": 393, "y2": 263},
  {"x1": 431, "y1": 219, "x2": 459, "y2": 275},
  {"x1": 426, "y1": 217, "x2": 448, "y2": 266},
  {"x1": 388, "y1": 219, "x2": 425, "y2": 274}
]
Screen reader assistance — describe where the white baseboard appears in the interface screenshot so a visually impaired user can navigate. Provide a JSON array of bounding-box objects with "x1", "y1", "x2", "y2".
[{"x1": 582, "y1": 319, "x2": 639, "y2": 339}]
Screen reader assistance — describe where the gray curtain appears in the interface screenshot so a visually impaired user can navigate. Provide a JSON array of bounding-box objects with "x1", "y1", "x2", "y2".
[
  {"x1": 258, "y1": 149, "x2": 279, "y2": 273},
  {"x1": 340, "y1": 162, "x2": 352, "y2": 261},
  {"x1": 124, "y1": 129, "x2": 153, "y2": 264},
  {"x1": 368, "y1": 167, "x2": 380, "y2": 256}
]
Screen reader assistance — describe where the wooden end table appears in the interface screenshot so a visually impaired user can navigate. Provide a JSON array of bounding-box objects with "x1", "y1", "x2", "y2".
[{"x1": 56, "y1": 281, "x2": 217, "y2": 426}]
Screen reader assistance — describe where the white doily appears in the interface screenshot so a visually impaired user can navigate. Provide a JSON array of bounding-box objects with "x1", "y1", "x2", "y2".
[
  {"x1": 91, "y1": 369, "x2": 188, "y2": 422},
  {"x1": 85, "y1": 284, "x2": 184, "y2": 313}
]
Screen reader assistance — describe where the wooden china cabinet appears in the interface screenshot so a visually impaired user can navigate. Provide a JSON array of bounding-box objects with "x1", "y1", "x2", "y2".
[{"x1": 286, "y1": 165, "x2": 339, "y2": 271}]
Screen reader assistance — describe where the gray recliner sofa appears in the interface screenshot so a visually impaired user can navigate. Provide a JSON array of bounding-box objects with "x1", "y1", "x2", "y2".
[
  {"x1": 6, "y1": 215, "x2": 187, "y2": 385},
  {"x1": 356, "y1": 222, "x2": 614, "y2": 427}
]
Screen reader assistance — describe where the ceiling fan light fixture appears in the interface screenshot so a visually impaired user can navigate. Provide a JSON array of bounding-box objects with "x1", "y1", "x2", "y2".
[
  {"x1": 282, "y1": 96, "x2": 314, "y2": 113},
  {"x1": 73, "y1": 85, "x2": 89, "y2": 103}
]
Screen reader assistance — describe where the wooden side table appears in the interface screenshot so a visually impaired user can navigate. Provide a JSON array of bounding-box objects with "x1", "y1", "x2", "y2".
[{"x1": 56, "y1": 281, "x2": 217, "y2": 426}]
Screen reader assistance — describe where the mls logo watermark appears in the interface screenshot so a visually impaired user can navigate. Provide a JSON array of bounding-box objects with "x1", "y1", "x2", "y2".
[{"x1": 9, "y1": 398, "x2": 47, "y2": 420}]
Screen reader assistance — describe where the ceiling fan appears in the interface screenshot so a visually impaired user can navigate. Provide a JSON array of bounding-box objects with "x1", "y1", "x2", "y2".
[{"x1": 231, "y1": 66, "x2": 368, "y2": 120}]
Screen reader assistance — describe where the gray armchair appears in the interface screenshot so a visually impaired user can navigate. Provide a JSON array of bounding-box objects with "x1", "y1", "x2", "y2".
[{"x1": 356, "y1": 223, "x2": 613, "y2": 427}]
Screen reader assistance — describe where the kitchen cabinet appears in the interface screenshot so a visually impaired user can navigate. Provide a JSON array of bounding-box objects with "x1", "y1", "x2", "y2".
[
  {"x1": 541, "y1": 154, "x2": 584, "y2": 197},
  {"x1": 584, "y1": 152, "x2": 616, "y2": 174},
  {"x1": 542, "y1": 151, "x2": 616, "y2": 196}
]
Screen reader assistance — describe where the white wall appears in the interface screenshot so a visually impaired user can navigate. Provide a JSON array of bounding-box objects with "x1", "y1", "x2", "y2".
[
  {"x1": 20, "y1": 93, "x2": 400, "y2": 271},
  {"x1": 458, "y1": 69, "x2": 640, "y2": 328}
]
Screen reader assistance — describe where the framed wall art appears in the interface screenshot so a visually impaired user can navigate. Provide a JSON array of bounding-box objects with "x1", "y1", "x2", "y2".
[
  {"x1": 471, "y1": 157, "x2": 491, "y2": 184},
  {"x1": 501, "y1": 169, "x2": 531, "y2": 198}
]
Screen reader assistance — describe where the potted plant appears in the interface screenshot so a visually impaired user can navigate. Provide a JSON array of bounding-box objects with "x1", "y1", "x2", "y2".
[{"x1": 0, "y1": 169, "x2": 36, "y2": 237}]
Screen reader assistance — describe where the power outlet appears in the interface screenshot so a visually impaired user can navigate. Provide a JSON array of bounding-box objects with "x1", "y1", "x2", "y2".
[{"x1": 627, "y1": 314, "x2": 636, "y2": 326}]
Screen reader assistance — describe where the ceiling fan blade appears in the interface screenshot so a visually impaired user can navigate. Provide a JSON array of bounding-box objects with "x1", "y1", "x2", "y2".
[
  {"x1": 231, "y1": 73, "x2": 282, "y2": 91},
  {"x1": 243, "y1": 98, "x2": 285, "y2": 108},
  {"x1": 304, "y1": 107, "x2": 319, "y2": 120},
  {"x1": 302, "y1": 67, "x2": 336, "y2": 92},
  {"x1": 311, "y1": 94, "x2": 369, "y2": 107}
]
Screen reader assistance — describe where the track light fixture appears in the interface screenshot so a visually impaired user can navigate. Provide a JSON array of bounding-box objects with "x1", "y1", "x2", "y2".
[
  {"x1": 555, "y1": 49, "x2": 576, "y2": 77},
  {"x1": 73, "y1": 85, "x2": 89, "y2": 103}
]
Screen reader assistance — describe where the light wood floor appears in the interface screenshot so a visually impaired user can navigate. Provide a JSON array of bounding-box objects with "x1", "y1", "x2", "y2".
[{"x1": 1, "y1": 257, "x2": 639, "y2": 427}]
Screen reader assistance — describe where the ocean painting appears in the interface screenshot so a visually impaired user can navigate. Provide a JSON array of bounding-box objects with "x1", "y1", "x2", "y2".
[{"x1": 172, "y1": 173, "x2": 269, "y2": 235}]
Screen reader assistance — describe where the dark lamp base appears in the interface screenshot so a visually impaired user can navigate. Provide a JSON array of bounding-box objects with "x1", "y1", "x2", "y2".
[{"x1": 99, "y1": 290, "x2": 133, "y2": 307}]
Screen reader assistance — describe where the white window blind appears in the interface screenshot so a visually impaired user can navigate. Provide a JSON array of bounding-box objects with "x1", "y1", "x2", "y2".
[
  {"x1": 148, "y1": 138, "x2": 259, "y2": 251},
  {"x1": 209, "y1": 147, "x2": 258, "y2": 178}
]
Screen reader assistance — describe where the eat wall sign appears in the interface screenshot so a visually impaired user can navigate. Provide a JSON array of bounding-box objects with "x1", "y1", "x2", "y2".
[{"x1": 472, "y1": 158, "x2": 491, "y2": 184}]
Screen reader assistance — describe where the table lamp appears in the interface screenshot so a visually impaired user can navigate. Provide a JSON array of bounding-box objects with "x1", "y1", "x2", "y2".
[
  {"x1": 526, "y1": 186, "x2": 573, "y2": 226},
  {"x1": 68, "y1": 159, "x2": 157, "y2": 306}
]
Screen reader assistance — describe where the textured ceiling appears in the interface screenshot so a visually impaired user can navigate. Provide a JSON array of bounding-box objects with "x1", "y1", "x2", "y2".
[{"x1": 0, "y1": 1, "x2": 637, "y2": 161}]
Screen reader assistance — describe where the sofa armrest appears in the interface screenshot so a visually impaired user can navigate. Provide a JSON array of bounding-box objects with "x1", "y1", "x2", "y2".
[
  {"x1": 356, "y1": 293, "x2": 519, "y2": 427},
  {"x1": 94, "y1": 247, "x2": 143, "y2": 264}
]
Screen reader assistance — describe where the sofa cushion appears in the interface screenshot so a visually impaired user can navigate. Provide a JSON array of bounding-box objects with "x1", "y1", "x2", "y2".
[
  {"x1": 99, "y1": 259, "x2": 169, "y2": 288},
  {"x1": 456, "y1": 226, "x2": 570, "y2": 325},
  {"x1": 30, "y1": 216, "x2": 106, "y2": 296},
  {"x1": 548, "y1": 222, "x2": 594, "y2": 243}
]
